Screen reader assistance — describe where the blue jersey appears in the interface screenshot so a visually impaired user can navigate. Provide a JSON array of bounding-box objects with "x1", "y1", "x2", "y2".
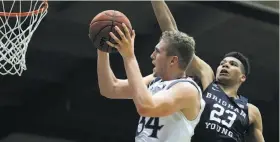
[{"x1": 191, "y1": 82, "x2": 249, "y2": 142}]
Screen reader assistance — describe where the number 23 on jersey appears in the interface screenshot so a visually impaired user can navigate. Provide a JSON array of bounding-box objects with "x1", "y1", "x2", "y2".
[{"x1": 210, "y1": 103, "x2": 237, "y2": 128}]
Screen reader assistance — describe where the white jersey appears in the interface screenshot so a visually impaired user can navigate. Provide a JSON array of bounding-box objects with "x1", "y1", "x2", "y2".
[{"x1": 135, "y1": 77, "x2": 205, "y2": 142}]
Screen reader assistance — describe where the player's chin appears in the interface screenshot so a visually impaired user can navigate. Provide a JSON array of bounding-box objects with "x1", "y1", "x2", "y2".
[
  {"x1": 153, "y1": 73, "x2": 157, "y2": 77},
  {"x1": 217, "y1": 76, "x2": 228, "y2": 80},
  {"x1": 153, "y1": 68, "x2": 158, "y2": 77},
  {"x1": 217, "y1": 76, "x2": 231, "y2": 83}
]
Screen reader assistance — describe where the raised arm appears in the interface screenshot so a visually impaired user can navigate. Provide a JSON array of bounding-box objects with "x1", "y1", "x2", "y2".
[
  {"x1": 151, "y1": 0, "x2": 214, "y2": 90},
  {"x1": 187, "y1": 56, "x2": 214, "y2": 91},
  {"x1": 97, "y1": 50, "x2": 154, "y2": 99},
  {"x1": 151, "y1": 0, "x2": 177, "y2": 31},
  {"x1": 106, "y1": 24, "x2": 200, "y2": 118}
]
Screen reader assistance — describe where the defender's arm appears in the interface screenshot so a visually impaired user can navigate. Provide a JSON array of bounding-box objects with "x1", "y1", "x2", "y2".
[
  {"x1": 246, "y1": 104, "x2": 265, "y2": 142},
  {"x1": 151, "y1": 0, "x2": 214, "y2": 90},
  {"x1": 187, "y1": 55, "x2": 214, "y2": 90},
  {"x1": 151, "y1": 0, "x2": 178, "y2": 31}
]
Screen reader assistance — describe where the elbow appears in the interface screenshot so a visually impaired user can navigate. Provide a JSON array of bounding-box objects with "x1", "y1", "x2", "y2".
[
  {"x1": 98, "y1": 84, "x2": 108, "y2": 97},
  {"x1": 136, "y1": 105, "x2": 170, "y2": 117},
  {"x1": 195, "y1": 64, "x2": 214, "y2": 80},
  {"x1": 99, "y1": 91, "x2": 112, "y2": 99},
  {"x1": 98, "y1": 80, "x2": 118, "y2": 99},
  {"x1": 137, "y1": 106, "x2": 149, "y2": 116},
  {"x1": 137, "y1": 106, "x2": 156, "y2": 117},
  {"x1": 199, "y1": 66, "x2": 214, "y2": 77},
  {"x1": 98, "y1": 85, "x2": 115, "y2": 99},
  {"x1": 99, "y1": 90, "x2": 113, "y2": 99}
]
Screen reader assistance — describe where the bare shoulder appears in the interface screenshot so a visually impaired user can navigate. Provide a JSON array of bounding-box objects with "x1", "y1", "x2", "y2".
[
  {"x1": 248, "y1": 103, "x2": 261, "y2": 115},
  {"x1": 248, "y1": 103, "x2": 262, "y2": 125},
  {"x1": 170, "y1": 81, "x2": 201, "y2": 119},
  {"x1": 169, "y1": 81, "x2": 199, "y2": 98},
  {"x1": 143, "y1": 74, "x2": 156, "y2": 86}
]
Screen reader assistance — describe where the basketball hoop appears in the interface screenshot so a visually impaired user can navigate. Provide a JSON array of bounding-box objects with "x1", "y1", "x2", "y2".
[{"x1": 0, "y1": 0, "x2": 48, "y2": 76}]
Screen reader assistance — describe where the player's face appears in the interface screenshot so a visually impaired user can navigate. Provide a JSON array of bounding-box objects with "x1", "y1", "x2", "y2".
[
  {"x1": 216, "y1": 57, "x2": 246, "y2": 85},
  {"x1": 150, "y1": 40, "x2": 170, "y2": 77}
]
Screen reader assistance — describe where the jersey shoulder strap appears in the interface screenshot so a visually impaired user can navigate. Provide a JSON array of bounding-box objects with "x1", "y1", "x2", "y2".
[
  {"x1": 148, "y1": 77, "x2": 161, "y2": 87},
  {"x1": 239, "y1": 95, "x2": 248, "y2": 104},
  {"x1": 202, "y1": 81, "x2": 216, "y2": 93},
  {"x1": 166, "y1": 78, "x2": 202, "y2": 95}
]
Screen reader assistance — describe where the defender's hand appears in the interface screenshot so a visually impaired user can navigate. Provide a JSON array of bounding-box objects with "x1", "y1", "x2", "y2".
[{"x1": 106, "y1": 23, "x2": 136, "y2": 59}]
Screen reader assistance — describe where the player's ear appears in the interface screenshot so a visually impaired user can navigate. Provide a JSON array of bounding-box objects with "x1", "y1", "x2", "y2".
[
  {"x1": 240, "y1": 74, "x2": 246, "y2": 83},
  {"x1": 170, "y1": 56, "x2": 179, "y2": 65}
]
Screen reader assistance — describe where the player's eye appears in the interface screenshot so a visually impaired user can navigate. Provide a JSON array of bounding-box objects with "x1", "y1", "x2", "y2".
[
  {"x1": 230, "y1": 61, "x2": 238, "y2": 66},
  {"x1": 155, "y1": 48, "x2": 160, "y2": 53}
]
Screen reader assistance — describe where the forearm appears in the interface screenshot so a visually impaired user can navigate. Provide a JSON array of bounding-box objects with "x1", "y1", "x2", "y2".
[
  {"x1": 97, "y1": 50, "x2": 118, "y2": 97},
  {"x1": 187, "y1": 56, "x2": 202, "y2": 76},
  {"x1": 254, "y1": 132, "x2": 265, "y2": 142},
  {"x1": 151, "y1": 0, "x2": 177, "y2": 31},
  {"x1": 247, "y1": 105, "x2": 265, "y2": 142},
  {"x1": 123, "y1": 56, "x2": 154, "y2": 111}
]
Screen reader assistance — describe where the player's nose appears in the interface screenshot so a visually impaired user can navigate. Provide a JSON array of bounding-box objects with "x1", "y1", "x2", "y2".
[
  {"x1": 222, "y1": 63, "x2": 229, "y2": 68},
  {"x1": 150, "y1": 51, "x2": 155, "y2": 60}
]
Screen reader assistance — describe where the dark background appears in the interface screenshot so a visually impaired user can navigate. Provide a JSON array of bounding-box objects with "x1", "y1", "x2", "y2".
[{"x1": 0, "y1": 1, "x2": 278, "y2": 142}]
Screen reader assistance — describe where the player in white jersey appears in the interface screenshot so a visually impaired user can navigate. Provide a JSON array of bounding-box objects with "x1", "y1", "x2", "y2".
[
  {"x1": 97, "y1": 19, "x2": 205, "y2": 141},
  {"x1": 135, "y1": 77, "x2": 205, "y2": 142}
]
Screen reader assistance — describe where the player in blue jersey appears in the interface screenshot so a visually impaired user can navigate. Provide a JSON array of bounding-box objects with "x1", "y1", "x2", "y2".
[{"x1": 151, "y1": 1, "x2": 264, "y2": 142}]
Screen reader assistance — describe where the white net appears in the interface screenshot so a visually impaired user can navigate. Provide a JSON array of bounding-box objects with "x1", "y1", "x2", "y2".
[{"x1": 0, "y1": 0, "x2": 48, "y2": 76}]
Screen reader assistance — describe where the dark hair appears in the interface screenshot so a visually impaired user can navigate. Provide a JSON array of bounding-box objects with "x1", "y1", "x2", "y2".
[
  {"x1": 224, "y1": 51, "x2": 250, "y2": 76},
  {"x1": 160, "y1": 31, "x2": 195, "y2": 70}
]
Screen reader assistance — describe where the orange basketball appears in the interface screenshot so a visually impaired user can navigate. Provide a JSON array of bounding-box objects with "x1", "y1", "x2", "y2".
[{"x1": 89, "y1": 10, "x2": 132, "y2": 53}]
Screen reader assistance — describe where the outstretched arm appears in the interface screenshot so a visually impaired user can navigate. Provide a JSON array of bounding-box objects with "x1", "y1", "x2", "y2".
[
  {"x1": 186, "y1": 56, "x2": 214, "y2": 91},
  {"x1": 246, "y1": 104, "x2": 265, "y2": 142},
  {"x1": 97, "y1": 50, "x2": 154, "y2": 99},
  {"x1": 151, "y1": 0, "x2": 177, "y2": 31},
  {"x1": 151, "y1": 0, "x2": 214, "y2": 90}
]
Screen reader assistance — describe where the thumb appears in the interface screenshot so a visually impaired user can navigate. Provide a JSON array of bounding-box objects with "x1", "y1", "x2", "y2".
[
  {"x1": 106, "y1": 41, "x2": 120, "y2": 50},
  {"x1": 131, "y1": 30, "x2": 136, "y2": 39}
]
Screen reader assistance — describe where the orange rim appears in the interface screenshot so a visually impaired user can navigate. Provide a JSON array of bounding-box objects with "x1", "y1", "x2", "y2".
[{"x1": 0, "y1": 0, "x2": 48, "y2": 17}]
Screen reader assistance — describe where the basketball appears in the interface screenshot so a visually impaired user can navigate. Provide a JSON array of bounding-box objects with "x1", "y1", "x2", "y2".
[{"x1": 89, "y1": 10, "x2": 132, "y2": 53}]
